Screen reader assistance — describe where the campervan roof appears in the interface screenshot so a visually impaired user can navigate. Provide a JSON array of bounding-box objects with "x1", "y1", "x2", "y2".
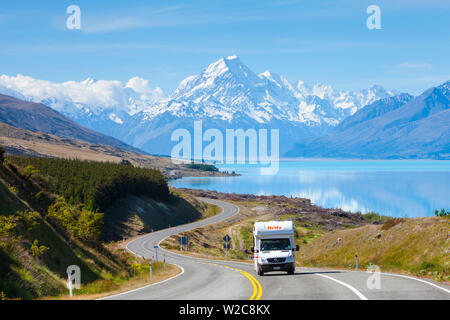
[{"x1": 254, "y1": 221, "x2": 294, "y2": 236}]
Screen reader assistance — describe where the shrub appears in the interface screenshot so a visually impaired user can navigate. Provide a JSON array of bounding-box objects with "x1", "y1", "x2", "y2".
[
  {"x1": 47, "y1": 199, "x2": 103, "y2": 242},
  {"x1": 434, "y1": 209, "x2": 449, "y2": 217},
  {"x1": 363, "y1": 211, "x2": 392, "y2": 223},
  {"x1": 30, "y1": 239, "x2": 49, "y2": 257},
  {"x1": 0, "y1": 216, "x2": 17, "y2": 236},
  {"x1": 0, "y1": 210, "x2": 40, "y2": 236},
  {"x1": 7, "y1": 185, "x2": 18, "y2": 194},
  {"x1": 23, "y1": 165, "x2": 39, "y2": 179}
]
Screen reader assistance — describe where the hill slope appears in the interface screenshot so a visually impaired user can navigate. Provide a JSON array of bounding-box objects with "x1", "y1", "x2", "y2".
[
  {"x1": 297, "y1": 217, "x2": 449, "y2": 282},
  {"x1": 0, "y1": 155, "x2": 214, "y2": 299},
  {"x1": 0, "y1": 121, "x2": 231, "y2": 179},
  {"x1": 287, "y1": 81, "x2": 450, "y2": 159},
  {"x1": 0, "y1": 93, "x2": 142, "y2": 154},
  {"x1": 0, "y1": 160, "x2": 129, "y2": 298}
]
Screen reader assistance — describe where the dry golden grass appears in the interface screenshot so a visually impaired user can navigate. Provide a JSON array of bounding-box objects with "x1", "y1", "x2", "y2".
[
  {"x1": 296, "y1": 217, "x2": 450, "y2": 282},
  {"x1": 161, "y1": 198, "x2": 449, "y2": 283},
  {"x1": 41, "y1": 263, "x2": 181, "y2": 300}
]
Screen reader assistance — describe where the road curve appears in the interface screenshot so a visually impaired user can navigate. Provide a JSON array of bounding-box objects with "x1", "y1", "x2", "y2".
[{"x1": 102, "y1": 198, "x2": 450, "y2": 300}]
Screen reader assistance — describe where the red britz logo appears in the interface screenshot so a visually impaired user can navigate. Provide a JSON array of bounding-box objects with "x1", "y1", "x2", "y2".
[{"x1": 266, "y1": 226, "x2": 281, "y2": 230}]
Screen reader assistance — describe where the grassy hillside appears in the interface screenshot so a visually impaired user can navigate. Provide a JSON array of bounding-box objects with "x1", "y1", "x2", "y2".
[
  {"x1": 296, "y1": 217, "x2": 449, "y2": 282},
  {"x1": 0, "y1": 154, "x2": 209, "y2": 299},
  {"x1": 0, "y1": 158, "x2": 135, "y2": 298}
]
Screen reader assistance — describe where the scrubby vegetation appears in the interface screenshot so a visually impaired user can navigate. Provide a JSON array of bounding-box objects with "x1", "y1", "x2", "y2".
[
  {"x1": 434, "y1": 209, "x2": 449, "y2": 217},
  {"x1": 0, "y1": 155, "x2": 183, "y2": 299},
  {"x1": 183, "y1": 162, "x2": 219, "y2": 172},
  {"x1": 47, "y1": 199, "x2": 103, "y2": 243},
  {"x1": 8, "y1": 156, "x2": 169, "y2": 211},
  {"x1": 362, "y1": 211, "x2": 391, "y2": 223}
]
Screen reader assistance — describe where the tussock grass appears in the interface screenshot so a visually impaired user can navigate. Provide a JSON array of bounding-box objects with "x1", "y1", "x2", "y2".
[{"x1": 296, "y1": 217, "x2": 449, "y2": 282}]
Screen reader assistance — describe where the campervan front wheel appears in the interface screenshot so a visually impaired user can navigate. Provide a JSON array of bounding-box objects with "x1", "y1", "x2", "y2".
[
  {"x1": 287, "y1": 263, "x2": 295, "y2": 275},
  {"x1": 257, "y1": 268, "x2": 264, "y2": 276}
]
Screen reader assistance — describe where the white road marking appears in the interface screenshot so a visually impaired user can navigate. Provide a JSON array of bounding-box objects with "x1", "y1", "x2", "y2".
[
  {"x1": 315, "y1": 273, "x2": 369, "y2": 300},
  {"x1": 97, "y1": 264, "x2": 185, "y2": 300},
  {"x1": 380, "y1": 272, "x2": 450, "y2": 294}
]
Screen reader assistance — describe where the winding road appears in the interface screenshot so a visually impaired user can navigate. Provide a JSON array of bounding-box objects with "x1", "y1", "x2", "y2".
[{"x1": 102, "y1": 198, "x2": 450, "y2": 300}]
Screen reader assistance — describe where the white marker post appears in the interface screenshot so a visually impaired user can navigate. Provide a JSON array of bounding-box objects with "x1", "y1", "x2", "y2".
[
  {"x1": 355, "y1": 254, "x2": 359, "y2": 271},
  {"x1": 164, "y1": 255, "x2": 166, "y2": 271},
  {"x1": 67, "y1": 273, "x2": 73, "y2": 297},
  {"x1": 150, "y1": 260, "x2": 152, "y2": 277}
]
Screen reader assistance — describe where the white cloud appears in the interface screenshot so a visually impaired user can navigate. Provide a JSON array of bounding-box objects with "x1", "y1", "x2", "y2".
[
  {"x1": 0, "y1": 74, "x2": 165, "y2": 116},
  {"x1": 126, "y1": 76, "x2": 158, "y2": 93}
]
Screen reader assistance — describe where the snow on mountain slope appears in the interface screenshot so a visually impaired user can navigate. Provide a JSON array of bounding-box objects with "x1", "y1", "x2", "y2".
[
  {"x1": 139, "y1": 56, "x2": 394, "y2": 126},
  {"x1": 287, "y1": 82, "x2": 450, "y2": 159},
  {"x1": 0, "y1": 55, "x2": 396, "y2": 155}
]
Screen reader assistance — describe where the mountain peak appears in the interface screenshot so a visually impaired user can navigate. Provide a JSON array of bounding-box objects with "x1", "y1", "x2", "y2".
[
  {"x1": 198, "y1": 55, "x2": 259, "y2": 85},
  {"x1": 437, "y1": 80, "x2": 450, "y2": 91},
  {"x1": 226, "y1": 54, "x2": 238, "y2": 60}
]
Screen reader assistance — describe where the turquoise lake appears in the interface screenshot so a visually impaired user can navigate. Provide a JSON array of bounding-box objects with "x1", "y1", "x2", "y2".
[{"x1": 169, "y1": 160, "x2": 450, "y2": 218}]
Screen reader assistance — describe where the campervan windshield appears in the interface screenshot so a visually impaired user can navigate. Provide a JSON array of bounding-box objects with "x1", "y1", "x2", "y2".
[{"x1": 260, "y1": 238, "x2": 291, "y2": 251}]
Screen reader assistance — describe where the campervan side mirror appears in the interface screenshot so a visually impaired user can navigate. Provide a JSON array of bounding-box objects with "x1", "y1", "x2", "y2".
[{"x1": 251, "y1": 248, "x2": 254, "y2": 253}]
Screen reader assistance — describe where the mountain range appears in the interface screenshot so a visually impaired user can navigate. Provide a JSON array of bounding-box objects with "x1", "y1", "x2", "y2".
[
  {"x1": 0, "y1": 56, "x2": 396, "y2": 156},
  {"x1": 0, "y1": 56, "x2": 448, "y2": 159},
  {"x1": 0, "y1": 93, "x2": 142, "y2": 154},
  {"x1": 287, "y1": 82, "x2": 450, "y2": 159}
]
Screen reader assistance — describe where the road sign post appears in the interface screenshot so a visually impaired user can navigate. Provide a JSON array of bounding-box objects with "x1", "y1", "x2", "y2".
[
  {"x1": 223, "y1": 235, "x2": 231, "y2": 260},
  {"x1": 154, "y1": 245, "x2": 158, "y2": 262},
  {"x1": 180, "y1": 236, "x2": 188, "y2": 251}
]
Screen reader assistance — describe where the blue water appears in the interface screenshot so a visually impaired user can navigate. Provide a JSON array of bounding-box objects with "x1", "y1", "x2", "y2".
[{"x1": 170, "y1": 160, "x2": 450, "y2": 218}]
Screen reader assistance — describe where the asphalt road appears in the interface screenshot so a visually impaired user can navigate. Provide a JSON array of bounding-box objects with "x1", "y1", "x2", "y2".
[{"x1": 102, "y1": 198, "x2": 450, "y2": 300}]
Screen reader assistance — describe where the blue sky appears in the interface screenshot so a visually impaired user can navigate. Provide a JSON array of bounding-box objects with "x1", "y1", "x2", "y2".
[{"x1": 0, "y1": 0, "x2": 449, "y2": 95}]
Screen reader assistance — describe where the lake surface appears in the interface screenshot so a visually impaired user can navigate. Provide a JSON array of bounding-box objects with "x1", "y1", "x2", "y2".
[{"x1": 169, "y1": 160, "x2": 450, "y2": 218}]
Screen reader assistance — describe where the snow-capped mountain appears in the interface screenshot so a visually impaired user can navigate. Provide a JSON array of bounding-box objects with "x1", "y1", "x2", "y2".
[
  {"x1": 0, "y1": 56, "x2": 396, "y2": 155},
  {"x1": 0, "y1": 74, "x2": 165, "y2": 138},
  {"x1": 287, "y1": 81, "x2": 450, "y2": 159}
]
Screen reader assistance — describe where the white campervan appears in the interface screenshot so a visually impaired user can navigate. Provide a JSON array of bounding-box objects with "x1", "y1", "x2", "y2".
[{"x1": 253, "y1": 221, "x2": 299, "y2": 276}]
